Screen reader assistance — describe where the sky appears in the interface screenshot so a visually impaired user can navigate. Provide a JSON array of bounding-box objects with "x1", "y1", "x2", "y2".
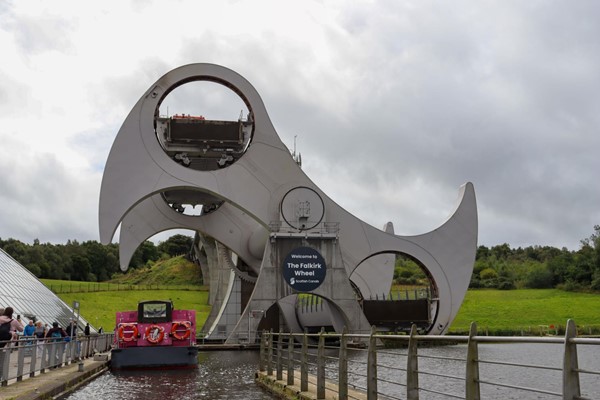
[{"x1": 0, "y1": 0, "x2": 598, "y2": 251}]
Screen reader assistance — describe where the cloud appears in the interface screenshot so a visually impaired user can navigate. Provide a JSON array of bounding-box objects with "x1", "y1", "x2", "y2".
[
  {"x1": 0, "y1": 0, "x2": 598, "y2": 251},
  {"x1": 0, "y1": 136, "x2": 101, "y2": 243}
]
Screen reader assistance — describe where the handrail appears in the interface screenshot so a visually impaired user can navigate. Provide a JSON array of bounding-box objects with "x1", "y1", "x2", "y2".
[
  {"x1": 0, "y1": 333, "x2": 114, "y2": 387},
  {"x1": 258, "y1": 319, "x2": 600, "y2": 400}
]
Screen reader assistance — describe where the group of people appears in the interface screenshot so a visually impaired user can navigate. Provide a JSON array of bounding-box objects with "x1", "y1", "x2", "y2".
[
  {"x1": 0, "y1": 306, "x2": 92, "y2": 348},
  {"x1": 1, "y1": 306, "x2": 98, "y2": 378}
]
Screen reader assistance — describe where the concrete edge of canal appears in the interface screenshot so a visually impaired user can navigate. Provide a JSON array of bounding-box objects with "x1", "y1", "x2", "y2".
[
  {"x1": 255, "y1": 370, "x2": 367, "y2": 400},
  {"x1": 1, "y1": 354, "x2": 110, "y2": 400},
  {"x1": 255, "y1": 371, "x2": 317, "y2": 400}
]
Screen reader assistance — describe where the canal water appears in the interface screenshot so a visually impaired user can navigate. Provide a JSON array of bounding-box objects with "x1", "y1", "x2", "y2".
[
  {"x1": 66, "y1": 344, "x2": 600, "y2": 399},
  {"x1": 66, "y1": 350, "x2": 272, "y2": 400}
]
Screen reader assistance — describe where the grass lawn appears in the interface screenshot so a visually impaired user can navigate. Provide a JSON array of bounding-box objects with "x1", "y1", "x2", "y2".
[
  {"x1": 56, "y1": 289, "x2": 210, "y2": 332},
  {"x1": 44, "y1": 278, "x2": 600, "y2": 336},
  {"x1": 451, "y1": 289, "x2": 600, "y2": 334}
]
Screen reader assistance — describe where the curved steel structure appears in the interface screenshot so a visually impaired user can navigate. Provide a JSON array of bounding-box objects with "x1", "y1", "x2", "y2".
[{"x1": 99, "y1": 63, "x2": 478, "y2": 339}]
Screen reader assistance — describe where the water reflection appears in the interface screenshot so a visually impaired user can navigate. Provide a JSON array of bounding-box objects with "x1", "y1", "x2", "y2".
[
  {"x1": 66, "y1": 344, "x2": 600, "y2": 400},
  {"x1": 67, "y1": 351, "x2": 273, "y2": 400}
]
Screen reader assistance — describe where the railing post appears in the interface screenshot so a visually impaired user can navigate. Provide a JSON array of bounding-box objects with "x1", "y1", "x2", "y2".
[
  {"x1": 367, "y1": 326, "x2": 378, "y2": 400},
  {"x1": 466, "y1": 322, "x2": 480, "y2": 400},
  {"x1": 339, "y1": 326, "x2": 348, "y2": 400},
  {"x1": 267, "y1": 329, "x2": 274, "y2": 376},
  {"x1": 317, "y1": 327, "x2": 326, "y2": 399},
  {"x1": 0, "y1": 347, "x2": 9, "y2": 386},
  {"x1": 259, "y1": 330, "x2": 267, "y2": 372},
  {"x1": 276, "y1": 330, "x2": 283, "y2": 380},
  {"x1": 40, "y1": 341, "x2": 48, "y2": 373},
  {"x1": 16, "y1": 343, "x2": 26, "y2": 381},
  {"x1": 287, "y1": 334, "x2": 294, "y2": 385},
  {"x1": 406, "y1": 324, "x2": 419, "y2": 400},
  {"x1": 29, "y1": 340, "x2": 38, "y2": 378},
  {"x1": 563, "y1": 319, "x2": 581, "y2": 400},
  {"x1": 301, "y1": 330, "x2": 309, "y2": 392}
]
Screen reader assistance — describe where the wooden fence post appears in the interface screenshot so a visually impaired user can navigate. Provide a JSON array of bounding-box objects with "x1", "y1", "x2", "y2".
[
  {"x1": 465, "y1": 322, "x2": 480, "y2": 400},
  {"x1": 287, "y1": 334, "x2": 294, "y2": 385},
  {"x1": 276, "y1": 330, "x2": 283, "y2": 380},
  {"x1": 301, "y1": 330, "x2": 308, "y2": 392},
  {"x1": 367, "y1": 326, "x2": 378, "y2": 400},
  {"x1": 317, "y1": 327, "x2": 326, "y2": 399},
  {"x1": 259, "y1": 330, "x2": 267, "y2": 372},
  {"x1": 563, "y1": 319, "x2": 581, "y2": 400},
  {"x1": 267, "y1": 329, "x2": 273, "y2": 376},
  {"x1": 339, "y1": 326, "x2": 348, "y2": 400},
  {"x1": 406, "y1": 324, "x2": 419, "y2": 400}
]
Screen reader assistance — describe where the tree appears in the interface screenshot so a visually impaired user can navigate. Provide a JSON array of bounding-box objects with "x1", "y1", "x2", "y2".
[
  {"x1": 71, "y1": 254, "x2": 91, "y2": 281},
  {"x1": 157, "y1": 234, "x2": 193, "y2": 257},
  {"x1": 525, "y1": 264, "x2": 553, "y2": 289}
]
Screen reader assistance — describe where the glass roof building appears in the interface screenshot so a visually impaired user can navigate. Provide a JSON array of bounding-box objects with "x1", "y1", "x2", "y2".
[{"x1": 0, "y1": 248, "x2": 94, "y2": 332}]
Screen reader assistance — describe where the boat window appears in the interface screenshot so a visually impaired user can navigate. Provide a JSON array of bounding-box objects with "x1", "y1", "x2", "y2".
[{"x1": 137, "y1": 301, "x2": 172, "y2": 323}]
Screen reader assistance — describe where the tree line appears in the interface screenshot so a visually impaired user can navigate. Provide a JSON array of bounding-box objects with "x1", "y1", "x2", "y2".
[
  {"x1": 3, "y1": 226, "x2": 600, "y2": 292},
  {"x1": 0, "y1": 234, "x2": 193, "y2": 282},
  {"x1": 395, "y1": 225, "x2": 600, "y2": 291}
]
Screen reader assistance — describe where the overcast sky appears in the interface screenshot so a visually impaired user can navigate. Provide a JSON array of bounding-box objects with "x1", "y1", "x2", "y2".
[{"x1": 0, "y1": 1, "x2": 598, "y2": 251}]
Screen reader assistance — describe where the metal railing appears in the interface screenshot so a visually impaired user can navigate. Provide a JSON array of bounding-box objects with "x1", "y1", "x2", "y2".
[
  {"x1": 0, "y1": 333, "x2": 114, "y2": 386},
  {"x1": 268, "y1": 221, "x2": 340, "y2": 235},
  {"x1": 258, "y1": 320, "x2": 600, "y2": 400}
]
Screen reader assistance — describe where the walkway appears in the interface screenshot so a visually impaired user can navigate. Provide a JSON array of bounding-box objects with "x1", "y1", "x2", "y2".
[{"x1": 0, "y1": 352, "x2": 109, "y2": 400}]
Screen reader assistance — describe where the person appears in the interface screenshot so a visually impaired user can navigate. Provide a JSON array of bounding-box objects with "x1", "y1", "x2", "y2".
[
  {"x1": 23, "y1": 320, "x2": 36, "y2": 337},
  {"x1": 45, "y1": 322, "x2": 66, "y2": 341},
  {"x1": 23, "y1": 320, "x2": 36, "y2": 349},
  {"x1": 65, "y1": 320, "x2": 80, "y2": 360},
  {"x1": 34, "y1": 321, "x2": 46, "y2": 356},
  {"x1": 14, "y1": 314, "x2": 24, "y2": 348},
  {"x1": 45, "y1": 322, "x2": 67, "y2": 367},
  {"x1": 34, "y1": 321, "x2": 46, "y2": 339},
  {"x1": 0, "y1": 307, "x2": 24, "y2": 377},
  {"x1": 84, "y1": 323, "x2": 90, "y2": 336},
  {"x1": 0, "y1": 307, "x2": 24, "y2": 345},
  {"x1": 98, "y1": 326, "x2": 103, "y2": 334}
]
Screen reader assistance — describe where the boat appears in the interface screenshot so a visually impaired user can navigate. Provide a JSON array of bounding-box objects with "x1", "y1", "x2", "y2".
[{"x1": 111, "y1": 300, "x2": 199, "y2": 369}]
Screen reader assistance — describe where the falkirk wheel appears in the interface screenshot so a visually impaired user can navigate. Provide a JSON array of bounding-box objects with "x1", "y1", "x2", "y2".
[{"x1": 99, "y1": 63, "x2": 478, "y2": 343}]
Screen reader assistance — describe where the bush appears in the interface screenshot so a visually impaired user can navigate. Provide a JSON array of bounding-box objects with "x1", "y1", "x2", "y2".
[
  {"x1": 469, "y1": 276, "x2": 482, "y2": 289},
  {"x1": 561, "y1": 280, "x2": 582, "y2": 292},
  {"x1": 525, "y1": 265, "x2": 554, "y2": 289},
  {"x1": 497, "y1": 280, "x2": 515, "y2": 290}
]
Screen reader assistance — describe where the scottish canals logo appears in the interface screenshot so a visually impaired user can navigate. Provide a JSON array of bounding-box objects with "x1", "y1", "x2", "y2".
[{"x1": 282, "y1": 246, "x2": 327, "y2": 292}]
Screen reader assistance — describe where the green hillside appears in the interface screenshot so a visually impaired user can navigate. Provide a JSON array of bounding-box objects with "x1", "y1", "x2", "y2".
[
  {"x1": 42, "y1": 256, "x2": 210, "y2": 331},
  {"x1": 109, "y1": 255, "x2": 206, "y2": 286}
]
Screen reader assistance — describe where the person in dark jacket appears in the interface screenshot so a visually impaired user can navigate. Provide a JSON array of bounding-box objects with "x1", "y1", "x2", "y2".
[
  {"x1": 45, "y1": 322, "x2": 67, "y2": 341},
  {"x1": 45, "y1": 322, "x2": 67, "y2": 367}
]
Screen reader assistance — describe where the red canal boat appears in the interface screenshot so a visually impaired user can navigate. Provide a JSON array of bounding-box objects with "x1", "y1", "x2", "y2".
[{"x1": 111, "y1": 300, "x2": 199, "y2": 369}]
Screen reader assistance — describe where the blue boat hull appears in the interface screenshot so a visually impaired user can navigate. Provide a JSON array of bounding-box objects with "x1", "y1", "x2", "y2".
[{"x1": 111, "y1": 346, "x2": 199, "y2": 369}]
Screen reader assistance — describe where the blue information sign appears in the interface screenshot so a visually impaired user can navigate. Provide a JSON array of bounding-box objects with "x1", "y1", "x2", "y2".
[{"x1": 282, "y1": 247, "x2": 327, "y2": 292}]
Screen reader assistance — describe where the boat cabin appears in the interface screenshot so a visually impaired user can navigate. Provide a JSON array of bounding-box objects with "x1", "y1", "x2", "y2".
[{"x1": 114, "y1": 300, "x2": 196, "y2": 349}]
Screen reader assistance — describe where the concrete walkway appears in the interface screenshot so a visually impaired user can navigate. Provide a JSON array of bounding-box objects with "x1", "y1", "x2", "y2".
[
  {"x1": 0, "y1": 354, "x2": 110, "y2": 400},
  {"x1": 256, "y1": 370, "x2": 368, "y2": 400}
]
